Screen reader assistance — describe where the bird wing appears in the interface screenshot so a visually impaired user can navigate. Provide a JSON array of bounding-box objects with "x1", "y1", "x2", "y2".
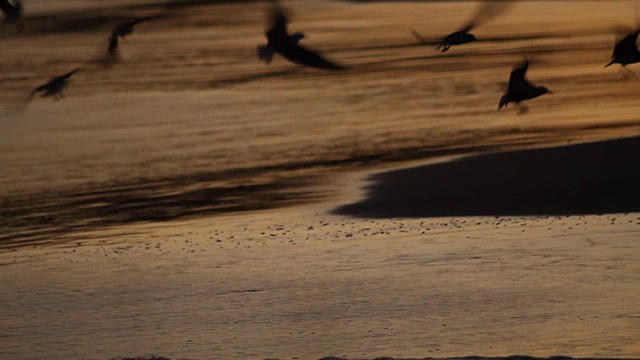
[
  {"x1": 0, "y1": 0, "x2": 12, "y2": 12},
  {"x1": 456, "y1": 22, "x2": 475, "y2": 34},
  {"x1": 410, "y1": 28, "x2": 429, "y2": 44},
  {"x1": 266, "y1": 1, "x2": 290, "y2": 39},
  {"x1": 111, "y1": 16, "x2": 153, "y2": 37},
  {"x1": 129, "y1": 16, "x2": 154, "y2": 27},
  {"x1": 508, "y1": 59, "x2": 534, "y2": 93},
  {"x1": 111, "y1": 23, "x2": 126, "y2": 37},
  {"x1": 613, "y1": 31, "x2": 640, "y2": 57},
  {"x1": 32, "y1": 82, "x2": 49, "y2": 94},
  {"x1": 457, "y1": 1, "x2": 512, "y2": 33},
  {"x1": 108, "y1": 34, "x2": 120, "y2": 55},
  {"x1": 281, "y1": 43, "x2": 347, "y2": 70},
  {"x1": 64, "y1": 68, "x2": 80, "y2": 78}
]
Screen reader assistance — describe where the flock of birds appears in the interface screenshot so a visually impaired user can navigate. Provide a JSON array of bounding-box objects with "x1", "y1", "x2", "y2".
[{"x1": 2, "y1": 0, "x2": 640, "y2": 114}]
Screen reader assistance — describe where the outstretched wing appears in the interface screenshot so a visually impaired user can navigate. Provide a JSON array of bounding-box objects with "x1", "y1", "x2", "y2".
[
  {"x1": 508, "y1": 59, "x2": 533, "y2": 93},
  {"x1": 409, "y1": 28, "x2": 429, "y2": 44},
  {"x1": 457, "y1": 0, "x2": 513, "y2": 33},
  {"x1": 613, "y1": 31, "x2": 640, "y2": 57},
  {"x1": 0, "y1": 0, "x2": 13, "y2": 13},
  {"x1": 112, "y1": 16, "x2": 154, "y2": 38},
  {"x1": 32, "y1": 82, "x2": 49, "y2": 94},
  {"x1": 457, "y1": 23, "x2": 474, "y2": 33},
  {"x1": 281, "y1": 43, "x2": 347, "y2": 70},
  {"x1": 108, "y1": 34, "x2": 120, "y2": 55},
  {"x1": 129, "y1": 16, "x2": 154, "y2": 27},
  {"x1": 63, "y1": 68, "x2": 80, "y2": 78},
  {"x1": 266, "y1": 1, "x2": 290, "y2": 39}
]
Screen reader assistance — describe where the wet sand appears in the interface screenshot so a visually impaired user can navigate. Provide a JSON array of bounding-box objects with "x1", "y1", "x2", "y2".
[
  {"x1": 1, "y1": 184, "x2": 638, "y2": 359},
  {"x1": 0, "y1": 1, "x2": 639, "y2": 359},
  {"x1": 1, "y1": 138, "x2": 638, "y2": 359}
]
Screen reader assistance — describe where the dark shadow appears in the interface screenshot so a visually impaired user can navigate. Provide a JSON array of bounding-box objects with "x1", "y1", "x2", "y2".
[
  {"x1": 333, "y1": 136, "x2": 640, "y2": 218},
  {"x1": 0, "y1": 168, "x2": 323, "y2": 249}
]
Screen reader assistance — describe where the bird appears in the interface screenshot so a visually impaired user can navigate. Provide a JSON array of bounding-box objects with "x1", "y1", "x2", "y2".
[
  {"x1": 410, "y1": 21, "x2": 476, "y2": 51},
  {"x1": 31, "y1": 69, "x2": 80, "y2": 100},
  {"x1": 499, "y1": 59, "x2": 552, "y2": 114},
  {"x1": 410, "y1": 26, "x2": 475, "y2": 52},
  {"x1": 437, "y1": 25, "x2": 477, "y2": 52},
  {"x1": 108, "y1": 17, "x2": 154, "y2": 59},
  {"x1": 0, "y1": 0, "x2": 24, "y2": 32},
  {"x1": 411, "y1": 1, "x2": 512, "y2": 52},
  {"x1": 257, "y1": 1, "x2": 347, "y2": 71},
  {"x1": 605, "y1": 30, "x2": 640, "y2": 71}
]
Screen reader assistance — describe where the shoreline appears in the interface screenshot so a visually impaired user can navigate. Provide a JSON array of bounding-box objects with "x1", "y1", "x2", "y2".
[
  {"x1": 2, "y1": 138, "x2": 638, "y2": 358},
  {"x1": 3, "y1": 132, "x2": 639, "y2": 251}
]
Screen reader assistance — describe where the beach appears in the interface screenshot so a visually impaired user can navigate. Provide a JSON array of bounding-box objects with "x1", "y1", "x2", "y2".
[{"x1": 0, "y1": 1, "x2": 639, "y2": 359}]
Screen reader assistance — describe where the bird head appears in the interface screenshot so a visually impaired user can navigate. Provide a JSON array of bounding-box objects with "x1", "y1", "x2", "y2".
[
  {"x1": 538, "y1": 86, "x2": 552, "y2": 95},
  {"x1": 291, "y1": 31, "x2": 305, "y2": 43}
]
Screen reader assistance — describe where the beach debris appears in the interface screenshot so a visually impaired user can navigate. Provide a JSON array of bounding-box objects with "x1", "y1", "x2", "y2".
[
  {"x1": 498, "y1": 58, "x2": 552, "y2": 114},
  {"x1": 257, "y1": 0, "x2": 347, "y2": 70},
  {"x1": 31, "y1": 68, "x2": 81, "y2": 100},
  {"x1": 0, "y1": 0, "x2": 23, "y2": 32}
]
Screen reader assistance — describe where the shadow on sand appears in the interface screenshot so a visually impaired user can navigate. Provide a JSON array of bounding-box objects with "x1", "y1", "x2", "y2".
[
  {"x1": 333, "y1": 136, "x2": 640, "y2": 218},
  {"x1": 0, "y1": 169, "x2": 322, "y2": 249}
]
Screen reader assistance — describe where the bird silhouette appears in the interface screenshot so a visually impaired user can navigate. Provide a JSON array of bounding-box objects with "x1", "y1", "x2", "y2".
[
  {"x1": 257, "y1": 1, "x2": 347, "y2": 70},
  {"x1": 437, "y1": 25, "x2": 477, "y2": 52},
  {"x1": 499, "y1": 59, "x2": 551, "y2": 114},
  {"x1": 0, "y1": 0, "x2": 23, "y2": 32},
  {"x1": 31, "y1": 69, "x2": 80, "y2": 100},
  {"x1": 605, "y1": 30, "x2": 640, "y2": 70},
  {"x1": 108, "y1": 17, "x2": 154, "y2": 59},
  {"x1": 412, "y1": 1, "x2": 512, "y2": 52},
  {"x1": 606, "y1": 3, "x2": 640, "y2": 78}
]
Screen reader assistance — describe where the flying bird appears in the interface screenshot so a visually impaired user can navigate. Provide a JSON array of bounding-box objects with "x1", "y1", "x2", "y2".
[
  {"x1": 437, "y1": 25, "x2": 477, "y2": 52},
  {"x1": 108, "y1": 17, "x2": 154, "y2": 59},
  {"x1": 0, "y1": 0, "x2": 24, "y2": 32},
  {"x1": 412, "y1": 1, "x2": 512, "y2": 52},
  {"x1": 605, "y1": 3, "x2": 640, "y2": 77},
  {"x1": 31, "y1": 69, "x2": 80, "y2": 100},
  {"x1": 257, "y1": 1, "x2": 347, "y2": 70},
  {"x1": 499, "y1": 59, "x2": 551, "y2": 114},
  {"x1": 605, "y1": 30, "x2": 640, "y2": 71}
]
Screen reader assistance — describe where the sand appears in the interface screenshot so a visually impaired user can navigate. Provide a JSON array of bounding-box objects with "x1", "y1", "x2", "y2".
[{"x1": 0, "y1": 1, "x2": 639, "y2": 359}]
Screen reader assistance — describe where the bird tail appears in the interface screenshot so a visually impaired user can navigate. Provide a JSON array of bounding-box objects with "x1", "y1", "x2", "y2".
[
  {"x1": 604, "y1": 59, "x2": 616, "y2": 68},
  {"x1": 257, "y1": 45, "x2": 274, "y2": 64}
]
